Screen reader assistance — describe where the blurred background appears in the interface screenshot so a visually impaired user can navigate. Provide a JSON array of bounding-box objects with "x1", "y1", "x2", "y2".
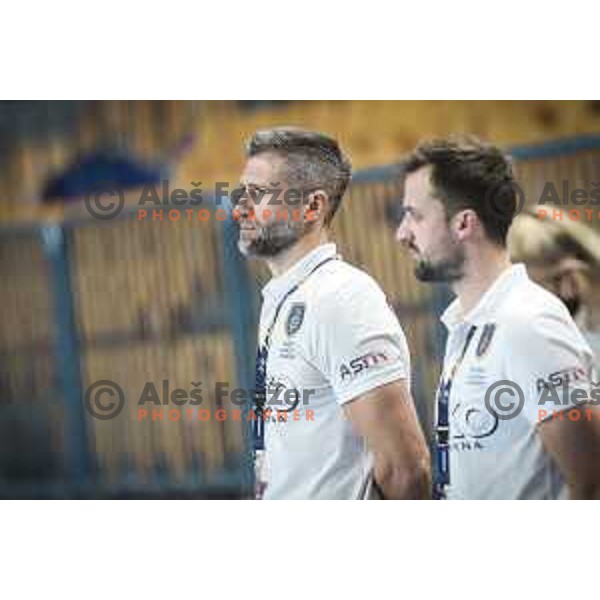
[{"x1": 2, "y1": 100, "x2": 600, "y2": 498}]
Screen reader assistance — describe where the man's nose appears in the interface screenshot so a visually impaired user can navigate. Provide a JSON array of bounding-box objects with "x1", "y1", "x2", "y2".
[
  {"x1": 236, "y1": 188, "x2": 255, "y2": 212},
  {"x1": 395, "y1": 219, "x2": 411, "y2": 245}
]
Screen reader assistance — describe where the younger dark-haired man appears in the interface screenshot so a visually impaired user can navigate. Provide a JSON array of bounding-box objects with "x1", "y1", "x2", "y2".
[
  {"x1": 396, "y1": 135, "x2": 600, "y2": 499},
  {"x1": 237, "y1": 127, "x2": 431, "y2": 499}
]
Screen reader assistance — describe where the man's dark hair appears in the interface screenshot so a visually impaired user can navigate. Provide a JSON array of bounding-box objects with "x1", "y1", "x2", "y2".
[
  {"x1": 246, "y1": 127, "x2": 352, "y2": 225},
  {"x1": 404, "y1": 135, "x2": 517, "y2": 246}
]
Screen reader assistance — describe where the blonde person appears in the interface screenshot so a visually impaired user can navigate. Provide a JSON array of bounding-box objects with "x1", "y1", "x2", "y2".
[{"x1": 508, "y1": 212, "x2": 600, "y2": 369}]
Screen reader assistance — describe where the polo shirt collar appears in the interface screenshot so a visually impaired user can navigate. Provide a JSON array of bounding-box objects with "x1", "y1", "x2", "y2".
[
  {"x1": 441, "y1": 263, "x2": 528, "y2": 330},
  {"x1": 261, "y1": 242, "x2": 338, "y2": 302}
]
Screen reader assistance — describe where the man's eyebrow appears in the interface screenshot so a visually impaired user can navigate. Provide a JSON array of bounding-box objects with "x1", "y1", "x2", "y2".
[{"x1": 239, "y1": 180, "x2": 268, "y2": 189}]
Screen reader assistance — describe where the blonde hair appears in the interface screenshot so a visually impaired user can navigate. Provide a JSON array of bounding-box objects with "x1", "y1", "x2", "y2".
[{"x1": 508, "y1": 212, "x2": 600, "y2": 268}]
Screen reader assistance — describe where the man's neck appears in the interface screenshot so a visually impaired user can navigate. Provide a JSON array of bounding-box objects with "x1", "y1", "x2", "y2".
[
  {"x1": 452, "y1": 244, "x2": 512, "y2": 316},
  {"x1": 266, "y1": 230, "x2": 330, "y2": 278}
]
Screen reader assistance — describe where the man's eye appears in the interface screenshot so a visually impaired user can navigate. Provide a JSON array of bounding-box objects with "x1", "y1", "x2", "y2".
[
  {"x1": 399, "y1": 207, "x2": 417, "y2": 222},
  {"x1": 249, "y1": 186, "x2": 268, "y2": 200},
  {"x1": 230, "y1": 187, "x2": 246, "y2": 206}
]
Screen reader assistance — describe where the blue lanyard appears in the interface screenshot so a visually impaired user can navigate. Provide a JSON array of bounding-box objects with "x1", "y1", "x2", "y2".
[
  {"x1": 253, "y1": 256, "x2": 337, "y2": 451},
  {"x1": 433, "y1": 324, "x2": 477, "y2": 500}
]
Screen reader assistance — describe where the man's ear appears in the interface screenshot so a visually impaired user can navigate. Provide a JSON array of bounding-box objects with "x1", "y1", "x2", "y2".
[
  {"x1": 306, "y1": 190, "x2": 328, "y2": 224},
  {"x1": 453, "y1": 209, "x2": 479, "y2": 241}
]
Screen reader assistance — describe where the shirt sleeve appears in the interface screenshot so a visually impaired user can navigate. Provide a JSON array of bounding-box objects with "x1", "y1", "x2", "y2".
[
  {"x1": 503, "y1": 310, "x2": 595, "y2": 426},
  {"x1": 310, "y1": 274, "x2": 411, "y2": 405}
]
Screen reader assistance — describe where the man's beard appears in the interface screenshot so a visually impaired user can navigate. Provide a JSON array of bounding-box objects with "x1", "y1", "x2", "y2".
[
  {"x1": 413, "y1": 246, "x2": 466, "y2": 283},
  {"x1": 238, "y1": 220, "x2": 305, "y2": 258}
]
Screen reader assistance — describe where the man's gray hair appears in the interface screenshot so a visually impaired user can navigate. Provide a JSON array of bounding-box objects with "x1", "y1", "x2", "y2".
[{"x1": 246, "y1": 127, "x2": 352, "y2": 224}]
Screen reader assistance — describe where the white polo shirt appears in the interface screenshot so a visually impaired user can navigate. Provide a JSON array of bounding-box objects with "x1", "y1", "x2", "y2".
[
  {"x1": 440, "y1": 264, "x2": 595, "y2": 500},
  {"x1": 258, "y1": 243, "x2": 411, "y2": 499}
]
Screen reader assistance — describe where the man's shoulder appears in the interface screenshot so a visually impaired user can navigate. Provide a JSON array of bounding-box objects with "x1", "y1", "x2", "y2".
[
  {"x1": 486, "y1": 272, "x2": 560, "y2": 321},
  {"x1": 498, "y1": 277, "x2": 580, "y2": 340},
  {"x1": 305, "y1": 259, "x2": 387, "y2": 305}
]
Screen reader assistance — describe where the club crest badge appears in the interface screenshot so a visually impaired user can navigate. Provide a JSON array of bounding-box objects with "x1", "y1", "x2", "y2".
[
  {"x1": 286, "y1": 303, "x2": 306, "y2": 336},
  {"x1": 476, "y1": 323, "x2": 496, "y2": 358}
]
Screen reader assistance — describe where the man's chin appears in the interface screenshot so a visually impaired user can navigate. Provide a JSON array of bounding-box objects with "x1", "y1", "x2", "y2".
[
  {"x1": 237, "y1": 228, "x2": 303, "y2": 259},
  {"x1": 414, "y1": 264, "x2": 440, "y2": 282},
  {"x1": 414, "y1": 261, "x2": 462, "y2": 283},
  {"x1": 238, "y1": 238, "x2": 261, "y2": 258},
  {"x1": 237, "y1": 239, "x2": 251, "y2": 257}
]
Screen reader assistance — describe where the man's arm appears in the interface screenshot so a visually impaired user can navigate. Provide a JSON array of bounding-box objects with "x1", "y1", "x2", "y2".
[
  {"x1": 343, "y1": 379, "x2": 431, "y2": 499},
  {"x1": 504, "y1": 307, "x2": 600, "y2": 499},
  {"x1": 537, "y1": 405, "x2": 600, "y2": 499}
]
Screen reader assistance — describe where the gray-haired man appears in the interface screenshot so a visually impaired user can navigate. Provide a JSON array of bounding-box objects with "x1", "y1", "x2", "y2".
[{"x1": 236, "y1": 127, "x2": 430, "y2": 499}]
